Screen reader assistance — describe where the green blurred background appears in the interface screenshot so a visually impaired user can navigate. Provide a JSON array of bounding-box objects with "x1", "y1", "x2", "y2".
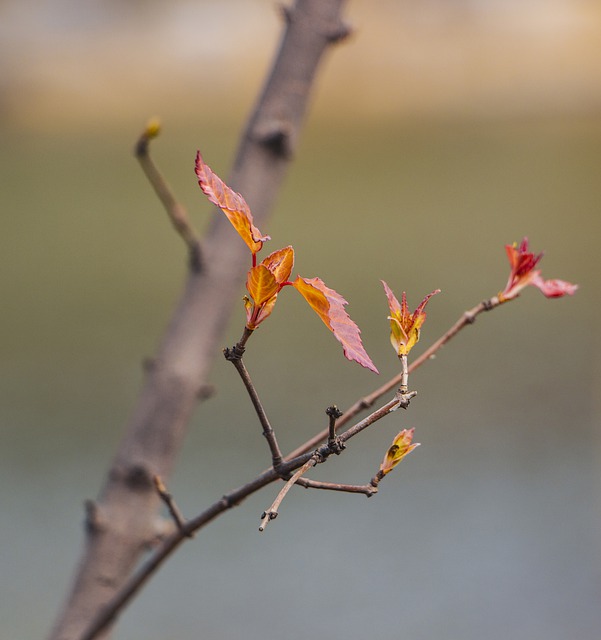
[{"x1": 1, "y1": 1, "x2": 600, "y2": 639}]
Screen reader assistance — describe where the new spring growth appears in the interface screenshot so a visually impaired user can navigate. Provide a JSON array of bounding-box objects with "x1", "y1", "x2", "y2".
[
  {"x1": 379, "y1": 428, "x2": 420, "y2": 476},
  {"x1": 381, "y1": 282, "x2": 440, "y2": 357},
  {"x1": 195, "y1": 152, "x2": 378, "y2": 373},
  {"x1": 499, "y1": 237, "x2": 578, "y2": 302}
]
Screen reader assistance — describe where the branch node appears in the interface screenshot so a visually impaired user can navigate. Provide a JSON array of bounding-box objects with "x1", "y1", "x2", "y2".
[
  {"x1": 483, "y1": 297, "x2": 496, "y2": 311},
  {"x1": 325, "y1": 21, "x2": 353, "y2": 44},
  {"x1": 326, "y1": 404, "x2": 344, "y2": 444},
  {"x1": 277, "y1": 3, "x2": 293, "y2": 25},
  {"x1": 197, "y1": 384, "x2": 216, "y2": 401},
  {"x1": 327, "y1": 436, "x2": 346, "y2": 456},
  {"x1": 121, "y1": 464, "x2": 155, "y2": 493},
  {"x1": 188, "y1": 243, "x2": 204, "y2": 273},
  {"x1": 259, "y1": 510, "x2": 278, "y2": 532},
  {"x1": 223, "y1": 343, "x2": 245, "y2": 361},
  {"x1": 84, "y1": 500, "x2": 105, "y2": 535},
  {"x1": 153, "y1": 475, "x2": 193, "y2": 538},
  {"x1": 463, "y1": 310, "x2": 477, "y2": 324},
  {"x1": 142, "y1": 357, "x2": 156, "y2": 373},
  {"x1": 395, "y1": 389, "x2": 418, "y2": 410},
  {"x1": 254, "y1": 120, "x2": 294, "y2": 158}
]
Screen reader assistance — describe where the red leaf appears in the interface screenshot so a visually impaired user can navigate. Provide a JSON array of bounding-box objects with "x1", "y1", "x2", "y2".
[
  {"x1": 292, "y1": 276, "x2": 379, "y2": 373},
  {"x1": 195, "y1": 151, "x2": 270, "y2": 255}
]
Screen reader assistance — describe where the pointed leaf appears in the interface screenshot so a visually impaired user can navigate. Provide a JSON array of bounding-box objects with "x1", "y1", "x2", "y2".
[
  {"x1": 261, "y1": 246, "x2": 294, "y2": 285},
  {"x1": 379, "y1": 428, "x2": 420, "y2": 476},
  {"x1": 292, "y1": 276, "x2": 379, "y2": 373},
  {"x1": 246, "y1": 265, "x2": 279, "y2": 306},
  {"x1": 382, "y1": 280, "x2": 402, "y2": 317},
  {"x1": 381, "y1": 281, "x2": 440, "y2": 357},
  {"x1": 195, "y1": 151, "x2": 270, "y2": 255}
]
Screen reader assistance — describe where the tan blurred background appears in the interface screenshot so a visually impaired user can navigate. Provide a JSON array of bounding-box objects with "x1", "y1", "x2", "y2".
[
  {"x1": 3, "y1": 0, "x2": 601, "y2": 129},
  {"x1": 1, "y1": 2, "x2": 600, "y2": 640}
]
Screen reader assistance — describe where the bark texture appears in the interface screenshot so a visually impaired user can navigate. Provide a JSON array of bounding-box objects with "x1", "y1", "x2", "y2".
[{"x1": 49, "y1": 2, "x2": 348, "y2": 639}]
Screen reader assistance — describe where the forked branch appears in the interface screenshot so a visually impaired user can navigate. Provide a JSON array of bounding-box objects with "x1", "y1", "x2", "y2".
[{"x1": 49, "y1": 3, "x2": 351, "y2": 640}]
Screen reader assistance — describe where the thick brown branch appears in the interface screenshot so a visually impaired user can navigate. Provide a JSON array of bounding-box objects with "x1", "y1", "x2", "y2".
[
  {"x1": 48, "y1": 2, "x2": 350, "y2": 640},
  {"x1": 76, "y1": 390, "x2": 401, "y2": 639}
]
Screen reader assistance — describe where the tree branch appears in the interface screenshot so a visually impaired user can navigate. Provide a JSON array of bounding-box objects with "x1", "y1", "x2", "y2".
[
  {"x1": 224, "y1": 337, "x2": 285, "y2": 470},
  {"x1": 48, "y1": 3, "x2": 349, "y2": 639},
  {"x1": 135, "y1": 120, "x2": 203, "y2": 271},
  {"x1": 76, "y1": 296, "x2": 501, "y2": 638},
  {"x1": 285, "y1": 298, "x2": 497, "y2": 459},
  {"x1": 76, "y1": 390, "x2": 402, "y2": 640}
]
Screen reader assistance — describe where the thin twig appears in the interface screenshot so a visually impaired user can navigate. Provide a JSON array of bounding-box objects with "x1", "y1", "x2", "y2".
[
  {"x1": 224, "y1": 332, "x2": 284, "y2": 469},
  {"x1": 153, "y1": 475, "x2": 193, "y2": 538},
  {"x1": 326, "y1": 405, "x2": 343, "y2": 445},
  {"x1": 295, "y1": 476, "x2": 377, "y2": 496},
  {"x1": 398, "y1": 353, "x2": 408, "y2": 393},
  {"x1": 259, "y1": 394, "x2": 403, "y2": 530},
  {"x1": 135, "y1": 119, "x2": 203, "y2": 271},
  {"x1": 78, "y1": 390, "x2": 402, "y2": 639},
  {"x1": 259, "y1": 457, "x2": 317, "y2": 531},
  {"x1": 286, "y1": 298, "x2": 496, "y2": 459}
]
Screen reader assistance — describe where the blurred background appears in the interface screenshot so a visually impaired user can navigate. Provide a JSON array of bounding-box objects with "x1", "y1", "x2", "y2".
[{"x1": 1, "y1": 1, "x2": 600, "y2": 639}]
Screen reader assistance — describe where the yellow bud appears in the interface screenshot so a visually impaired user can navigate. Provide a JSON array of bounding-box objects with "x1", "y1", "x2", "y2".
[{"x1": 144, "y1": 117, "x2": 161, "y2": 139}]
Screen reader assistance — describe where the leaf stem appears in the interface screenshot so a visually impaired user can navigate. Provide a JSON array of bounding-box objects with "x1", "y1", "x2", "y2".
[{"x1": 399, "y1": 353, "x2": 408, "y2": 393}]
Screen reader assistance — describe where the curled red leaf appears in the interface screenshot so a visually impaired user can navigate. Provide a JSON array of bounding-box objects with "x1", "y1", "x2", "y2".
[
  {"x1": 195, "y1": 151, "x2": 270, "y2": 255},
  {"x1": 500, "y1": 237, "x2": 578, "y2": 301}
]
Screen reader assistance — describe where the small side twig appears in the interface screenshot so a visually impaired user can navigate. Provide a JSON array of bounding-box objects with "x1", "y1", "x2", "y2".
[
  {"x1": 326, "y1": 405, "x2": 344, "y2": 447},
  {"x1": 77, "y1": 390, "x2": 409, "y2": 639},
  {"x1": 294, "y1": 476, "x2": 377, "y2": 496},
  {"x1": 259, "y1": 393, "x2": 405, "y2": 530},
  {"x1": 259, "y1": 457, "x2": 317, "y2": 531},
  {"x1": 398, "y1": 353, "x2": 409, "y2": 393},
  {"x1": 153, "y1": 475, "x2": 193, "y2": 539},
  {"x1": 135, "y1": 119, "x2": 203, "y2": 272},
  {"x1": 224, "y1": 330, "x2": 284, "y2": 470},
  {"x1": 286, "y1": 298, "x2": 497, "y2": 459}
]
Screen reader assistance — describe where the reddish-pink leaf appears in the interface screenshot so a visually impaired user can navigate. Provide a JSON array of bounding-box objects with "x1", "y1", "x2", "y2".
[
  {"x1": 292, "y1": 276, "x2": 379, "y2": 373},
  {"x1": 195, "y1": 151, "x2": 270, "y2": 255},
  {"x1": 500, "y1": 237, "x2": 578, "y2": 301}
]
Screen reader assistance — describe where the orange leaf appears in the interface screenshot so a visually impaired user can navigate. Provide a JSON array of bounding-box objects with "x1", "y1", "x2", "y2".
[
  {"x1": 261, "y1": 246, "x2": 294, "y2": 285},
  {"x1": 379, "y1": 428, "x2": 420, "y2": 476},
  {"x1": 195, "y1": 152, "x2": 270, "y2": 255},
  {"x1": 246, "y1": 265, "x2": 279, "y2": 306},
  {"x1": 292, "y1": 276, "x2": 379, "y2": 373}
]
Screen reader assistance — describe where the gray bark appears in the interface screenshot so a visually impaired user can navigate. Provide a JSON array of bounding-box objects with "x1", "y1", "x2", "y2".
[{"x1": 48, "y1": 2, "x2": 349, "y2": 639}]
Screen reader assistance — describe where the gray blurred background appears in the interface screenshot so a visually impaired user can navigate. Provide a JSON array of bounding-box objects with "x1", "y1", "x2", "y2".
[{"x1": 1, "y1": 1, "x2": 600, "y2": 639}]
